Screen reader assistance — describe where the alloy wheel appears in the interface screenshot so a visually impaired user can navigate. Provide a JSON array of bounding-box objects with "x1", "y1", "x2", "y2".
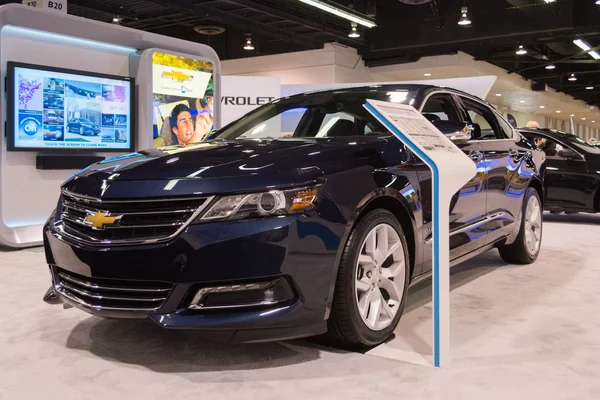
[
  {"x1": 354, "y1": 223, "x2": 406, "y2": 331},
  {"x1": 524, "y1": 195, "x2": 542, "y2": 255}
]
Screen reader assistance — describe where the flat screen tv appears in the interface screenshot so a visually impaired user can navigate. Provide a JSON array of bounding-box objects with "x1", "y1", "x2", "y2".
[{"x1": 6, "y1": 62, "x2": 135, "y2": 152}]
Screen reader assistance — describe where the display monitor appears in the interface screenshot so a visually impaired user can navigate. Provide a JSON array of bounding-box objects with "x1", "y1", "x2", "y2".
[{"x1": 6, "y1": 62, "x2": 135, "y2": 152}]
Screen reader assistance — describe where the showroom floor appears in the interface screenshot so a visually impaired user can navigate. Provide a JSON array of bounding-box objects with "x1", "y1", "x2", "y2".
[{"x1": 1, "y1": 214, "x2": 599, "y2": 400}]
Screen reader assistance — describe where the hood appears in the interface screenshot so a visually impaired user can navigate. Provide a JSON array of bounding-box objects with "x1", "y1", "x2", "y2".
[{"x1": 64, "y1": 138, "x2": 390, "y2": 199}]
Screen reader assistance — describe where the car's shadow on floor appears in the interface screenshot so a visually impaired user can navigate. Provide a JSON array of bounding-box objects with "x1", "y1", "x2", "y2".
[
  {"x1": 66, "y1": 317, "x2": 330, "y2": 373},
  {"x1": 65, "y1": 252, "x2": 511, "y2": 372},
  {"x1": 543, "y1": 212, "x2": 600, "y2": 225}
]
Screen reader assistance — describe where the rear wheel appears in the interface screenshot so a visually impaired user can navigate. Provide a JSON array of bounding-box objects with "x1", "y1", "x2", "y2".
[
  {"x1": 328, "y1": 209, "x2": 410, "y2": 347},
  {"x1": 498, "y1": 187, "x2": 542, "y2": 264}
]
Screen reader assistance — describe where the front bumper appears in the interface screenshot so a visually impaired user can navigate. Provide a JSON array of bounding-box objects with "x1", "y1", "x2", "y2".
[{"x1": 43, "y1": 213, "x2": 343, "y2": 343}]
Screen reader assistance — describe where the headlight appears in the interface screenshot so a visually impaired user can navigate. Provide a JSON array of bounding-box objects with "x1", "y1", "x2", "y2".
[{"x1": 196, "y1": 185, "x2": 322, "y2": 223}]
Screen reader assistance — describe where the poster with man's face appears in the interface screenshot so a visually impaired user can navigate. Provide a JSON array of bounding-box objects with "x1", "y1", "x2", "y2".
[{"x1": 151, "y1": 52, "x2": 214, "y2": 148}]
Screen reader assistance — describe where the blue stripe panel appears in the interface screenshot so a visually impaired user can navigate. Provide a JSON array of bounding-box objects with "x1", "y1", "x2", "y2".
[{"x1": 364, "y1": 103, "x2": 442, "y2": 368}]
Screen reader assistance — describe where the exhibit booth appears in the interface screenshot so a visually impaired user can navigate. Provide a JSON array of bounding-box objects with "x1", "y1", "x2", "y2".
[{"x1": 0, "y1": 4, "x2": 223, "y2": 248}]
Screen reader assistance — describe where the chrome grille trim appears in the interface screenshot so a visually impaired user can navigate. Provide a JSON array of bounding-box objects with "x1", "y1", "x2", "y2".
[
  {"x1": 55, "y1": 271, "x2": 172, "y2": 312},
  {"x1": 54, "y1": 190, "x2": 215, "y2": 246}
]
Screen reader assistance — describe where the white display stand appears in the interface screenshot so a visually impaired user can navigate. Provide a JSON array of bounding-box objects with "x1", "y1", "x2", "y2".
[{"x1": 364, "y1": 99, "x2": 476, "y2": 367}]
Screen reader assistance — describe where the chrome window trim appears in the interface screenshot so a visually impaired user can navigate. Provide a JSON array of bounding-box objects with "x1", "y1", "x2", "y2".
[{"x1": 53, "y1": 194, "x2": 215, "y2": 247}]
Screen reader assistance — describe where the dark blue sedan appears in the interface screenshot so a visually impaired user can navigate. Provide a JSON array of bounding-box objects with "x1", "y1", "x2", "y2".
[{"x1": 43, "y1": 84, "x2": 545, "y2": 346}]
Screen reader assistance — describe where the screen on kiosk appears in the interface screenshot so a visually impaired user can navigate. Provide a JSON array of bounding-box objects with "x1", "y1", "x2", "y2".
[
  {"x1": 151, "y1": 52, "x2": 214, "y2": 148},
  {"x1": 9, "y1": 64, "x2": 133, "y2": 151}
]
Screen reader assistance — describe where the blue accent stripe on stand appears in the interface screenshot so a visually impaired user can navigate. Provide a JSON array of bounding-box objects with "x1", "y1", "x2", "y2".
[{"x1": 364, "y1": 103, "x2": 441, "y2": 368}]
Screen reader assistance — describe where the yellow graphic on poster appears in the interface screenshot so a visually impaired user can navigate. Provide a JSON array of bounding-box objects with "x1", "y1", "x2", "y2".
[{"x1": 151, "y1": 52, "x2": 215, "y2": 148}]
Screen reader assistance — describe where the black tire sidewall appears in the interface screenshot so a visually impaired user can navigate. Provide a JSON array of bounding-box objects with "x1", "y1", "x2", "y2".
[{"x1": 338, "y1": 209, "x2": 410, "y2": 346}]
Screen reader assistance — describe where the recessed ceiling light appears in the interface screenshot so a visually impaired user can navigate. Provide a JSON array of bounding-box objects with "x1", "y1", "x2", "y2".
[
  {"x1": 516, "y1": 45, "x2": 527, "y2": 55},
  {"x1": 556, "y1": 110, "x2": 561, "y2": 113},
  {"x1": 520, "y1": 100, "x2": 526, "y2": 103},
  {"x1": 495, "y1": 93, "x2": 502, "y2": 97},
  {"x1": 582, "y1": 117, "x2": 587, "y2": 120},
  {"x1": 424, "y1": 73, "x2": 432, "y2": 76},
  {"x1": 540, "y1": 105, "x2": 545, "y2": 109},
  {"x1": 593, "y1": 120, "x2": 596, "y2": 123},
  {"x1": 546, "y1": 64, "x2": 556, "y2": 70}
]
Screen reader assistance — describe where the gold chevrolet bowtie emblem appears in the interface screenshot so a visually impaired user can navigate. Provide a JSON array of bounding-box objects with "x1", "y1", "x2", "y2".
[
  {"x1": 84, "y1": 212, "x2": 120, "y2": 229},
  {"x1": 162, "y1": 71, "x2": 193, "y2": 82}
]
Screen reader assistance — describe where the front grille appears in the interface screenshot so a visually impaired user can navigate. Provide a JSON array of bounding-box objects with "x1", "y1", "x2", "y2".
[
  {"x1": 56, "y1": 190, "x2": 213, "y2": 246},
  {"x1": 55, "y1": 269, "x2": 172, "y2": 312}
]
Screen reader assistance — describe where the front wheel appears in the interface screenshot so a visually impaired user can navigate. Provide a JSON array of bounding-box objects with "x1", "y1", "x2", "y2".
[
  {"x1": 328, "y1": 209, "x2": 410, "y2": 347},
  {"x1": 498, "y1": 187, "x2": 542, "y2": 264}
]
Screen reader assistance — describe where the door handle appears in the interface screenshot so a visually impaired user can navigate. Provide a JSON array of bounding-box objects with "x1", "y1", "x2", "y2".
[
  {"x1": 508, "y1": 148, "x2": 524, "y2": 160},
  {"x1": 469, "y1": 150, "x2": 483, "y2": 162}
]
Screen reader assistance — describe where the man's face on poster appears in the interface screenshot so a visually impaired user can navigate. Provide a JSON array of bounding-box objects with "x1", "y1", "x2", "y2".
[{"x1": 172, "y1": 111, "x2": 194, "y2": 145}]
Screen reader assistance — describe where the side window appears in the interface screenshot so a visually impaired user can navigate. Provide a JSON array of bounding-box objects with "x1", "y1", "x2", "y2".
[
  {"x1": 421, "y1": 94, "x2": 461, "y2": 123},
  {"x1": 495, "y1": 113, "x2": 514, "y2": 139},
  {"x1": 461, "y1": 98, "x2": 507, "y2": 140},
  {"x1": 523, "y1": 134, "x2": 568, "y2": 158}
]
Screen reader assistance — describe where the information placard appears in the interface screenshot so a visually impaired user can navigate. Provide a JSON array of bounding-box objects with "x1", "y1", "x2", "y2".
[{"x1": 364, "y1": 99, "x2": 476, "y2": 367}]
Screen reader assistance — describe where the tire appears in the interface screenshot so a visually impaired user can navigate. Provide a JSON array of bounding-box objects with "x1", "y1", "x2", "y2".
[
  {"x1": 328, "y1": 209, "x2": 410, "y2": 347},
  {"x1": 498, "y1": 187, "x2": 542, "y2": 264}
]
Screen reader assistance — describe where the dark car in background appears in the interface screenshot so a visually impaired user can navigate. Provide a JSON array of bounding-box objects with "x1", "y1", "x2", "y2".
[
  {"x1": 66, "y1": 117, "x2": 101, "y2": 136},
  {"x1": 520, "y1": 127, "x2": 600, "y2": 214},
  {"x1": 43, "y1": 85, "x2": 545, "y2": 347}
]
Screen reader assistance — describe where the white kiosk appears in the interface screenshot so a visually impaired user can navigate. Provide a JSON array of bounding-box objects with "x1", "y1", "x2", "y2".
[{"x1": 364, "y1": 100, "x2": 477, "y2": 367}]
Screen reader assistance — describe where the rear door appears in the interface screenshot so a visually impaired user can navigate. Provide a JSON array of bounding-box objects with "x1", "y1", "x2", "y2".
[
  {"x1": 457, "y1": 96, "x2": 530, "y2": 245},
  {"x1": 418, "y1": 92, "x2": 488, "y2": 261}
]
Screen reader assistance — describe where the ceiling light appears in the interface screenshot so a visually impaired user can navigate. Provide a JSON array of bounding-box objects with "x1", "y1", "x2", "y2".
[
  {"x1": 597, "y1": 0, "x2": 600, "y2": 5},
  {"x1": 593, "y1": 120, "x2": 596, "y2": 123},
  {"x1": 520, "y1": 100, "x2": 526, "y2": 103},
  {"x1": 458, "y1": 7, "x2": 471, "y2": 26},
  {"x1": 574, "y1": 39, "x2": 591, "y2": 51},
  {"x1": 569, "y1": 74, "x2": 577, "y2": 81},
  {"x1": 573, "y1": 39, "x2": 600, "y2": 59},
  {"x1": 244, "y1": 37, "x2": 254, "y2": 51},
  {"x1": 540, "y1": 105, "x2": 545, "y2": 109},
  {"x1": 587, "y1": 86, "x2": 595, "y2": 90},
  {"x1": 516, "y1": 45, "x2": 527, "y2": 55},
  {"x1": 496, "y1": 93, "x2": 502, "y2": 96},
  {"x1": 298, "y1": 0, "x2": 377, "y2": 28},
  {"x1": 582, "y1": 117, "x2": 587, "y2": 120},
  {"x1": 570, "y1": 114, "x2": 575, "y2": 117},
  {"x1": 424, "y1": 73, "x2": 432, "y2": 76},
  {"x1": 348, "y1": 22, "x2": 360, "y2": 38},
  {"x1": 546, "y1": 64, "x2": 556, "y2": 70},
  {"x1": 112, "y1": 16, "x2": 121, "y2": 24},
  {"x1": 556, "y1": 110, "x2": 561, "y2": 113},
  {"x1": 544, "y1": 0, "x2": 556, "y2": 3}
]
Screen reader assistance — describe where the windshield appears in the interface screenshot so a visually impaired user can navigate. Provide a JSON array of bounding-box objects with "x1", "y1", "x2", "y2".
[{"x1": 215, "y1": 90, "x2": 417, "y2": 140}]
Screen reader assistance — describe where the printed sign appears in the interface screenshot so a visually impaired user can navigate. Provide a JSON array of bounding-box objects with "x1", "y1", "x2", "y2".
[{"x1": 22, "y1": 0, "x2": 67, "y2": 14}]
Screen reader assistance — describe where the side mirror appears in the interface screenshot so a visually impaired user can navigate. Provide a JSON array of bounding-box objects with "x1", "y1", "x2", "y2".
[
  {"x1": 431, "y1": 120, "x2": 472, "y2": 144},
  {"x1": 558, "y1": 148, "x2": 580, "y2": 160}
]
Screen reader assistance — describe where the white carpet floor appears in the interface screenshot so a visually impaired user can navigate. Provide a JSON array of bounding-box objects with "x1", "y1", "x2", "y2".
[{"x1": 1, "y1": 213, "x2": 599, "y2": 400}]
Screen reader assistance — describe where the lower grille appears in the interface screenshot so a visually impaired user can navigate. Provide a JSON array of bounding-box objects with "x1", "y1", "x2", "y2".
[{"x1": 55, "y1": 269, "x2": 172, "y2": 312}]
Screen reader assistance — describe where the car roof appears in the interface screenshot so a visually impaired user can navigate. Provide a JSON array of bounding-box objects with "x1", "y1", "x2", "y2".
[{"x1": 283, "y1": 83, "x2": 484, "y2": 103}]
